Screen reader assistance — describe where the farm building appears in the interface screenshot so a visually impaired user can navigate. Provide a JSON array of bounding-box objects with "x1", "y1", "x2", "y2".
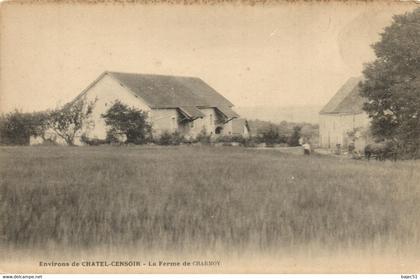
[
  {"x1": 230, "y1": 118, "x2": 250, "y2": 138},
  {"x1": 319, "y1": 77, "x2": 370, "y2": 152},
  {"x1": 31, "y1": 71, "x2": 245, "y2": 145}
]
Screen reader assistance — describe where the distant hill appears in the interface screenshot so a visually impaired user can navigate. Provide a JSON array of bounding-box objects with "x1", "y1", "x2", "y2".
[{"x1": 235, "y1": 105, "x2": 322, "y2": 124}]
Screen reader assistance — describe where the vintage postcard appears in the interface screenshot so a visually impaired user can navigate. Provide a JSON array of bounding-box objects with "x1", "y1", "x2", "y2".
[{"x1": 0, "y1": 0, "x2": 419, "y2": 274}]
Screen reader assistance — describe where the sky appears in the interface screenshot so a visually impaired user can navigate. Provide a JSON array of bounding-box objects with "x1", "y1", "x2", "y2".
[{"x1": 0, "y1": 2, "x2": 417, "y2": 113}]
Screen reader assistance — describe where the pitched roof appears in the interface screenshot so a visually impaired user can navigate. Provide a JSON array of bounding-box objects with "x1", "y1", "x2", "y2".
[
  {"x1": 178, "y1": 106, "x2": 205, "y2": 120},
  {"x1": 216, "y1": 105, "x2": 239, "y2": 119},
  {"x1": 320, "y1": 77, "x2": 366, "y2": 115},
  {"x1": 106, "y1": 71, "x2": 234, "y2": 109}
]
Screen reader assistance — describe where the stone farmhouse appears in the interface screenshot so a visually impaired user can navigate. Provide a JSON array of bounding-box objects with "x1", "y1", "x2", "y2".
[
  {"x1": 319, "y1": 77, "x2": 371, "y2": 152},
  {"x1": 31, "y1": 71, "x2": 249, "y2": 145}
]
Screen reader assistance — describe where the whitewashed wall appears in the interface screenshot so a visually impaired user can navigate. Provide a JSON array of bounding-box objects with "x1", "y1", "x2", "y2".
[
  {"x1": 150, "y1": 109, "x2": 179, "y2": 136},
  {"x1": 82, "y1": 74, "x2": 151, "y2": 140},
  {"x1": 319, "y1": 112, "x2": 370, "y2": 150},
  {"x1": 222, "y1": 120, "x2": 233, "y2": 136}
]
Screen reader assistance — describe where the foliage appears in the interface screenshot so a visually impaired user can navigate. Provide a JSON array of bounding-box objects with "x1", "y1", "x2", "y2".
[
  {"x1": 288, "y1": 126, "x2": 302, "y2": 147},
  {"x1": 360, "y1": 8, "x2": 420, "y2": 158},
  {"x1": 0, "y1": 110, "x2": 49, "y2": 145},
  {"x1": 102, "y1": 101, "x2": 152, "y2": 145},
  {"x1": 156, "y1": 130, "x2": 185, "y2": 145},
  {"x1": 261, "y1": 124, "x2": 281, "y2": 146},
  {"x1": 80, "y1": 134, "x2": 108, "y2": 146},
  {"x1": 215, "y1": 135, "x2": 245, "y2": 143},
  {"x1": 346, "y1": 127, "x2": 371, "y2": 145},
  {"x1": 214, "y1": 135, "x2": 257, "y2": 147},
  {"x1": 195, "y1": 128, "x2": 212, "y2": 144},
  {"x1": 48, "y1": 98, "x2": 96, "y2": 146},
  {"x1": 248, "y1": 119, "x2": 318, "y2": 146}
]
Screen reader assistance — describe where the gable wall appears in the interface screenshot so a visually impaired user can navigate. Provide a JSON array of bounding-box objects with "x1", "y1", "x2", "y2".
[
  {"x1": 192, "y1": 108, "x2": 217, "y2": 136},
  {"x1": 319, "y1": 112, "x2": 369, "y2": 150},
  {"x1": 81, "y1": 74, "x2": 151, "y2": 140}
]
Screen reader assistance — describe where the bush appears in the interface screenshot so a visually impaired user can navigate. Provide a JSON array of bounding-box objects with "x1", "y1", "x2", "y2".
[
  {"x1": 214, "y1": 135, "x2": 257, "y2": 147},
  {"x1": 288, "y1": 126, "x2": 302, "y2": 147},
  {"x1": 261, "y1": 125, "x2": 280, "y2": 145},
  {"x1": 242, "y1": 137, "x2": 257, "y2": 147},
  {"x1": 102, "y1": 101, "x2": 152, "y2": 145},
  {"x1": 80, "y1": 134, "x2": 108, "y2": 146},
  {"x1": 215, "y1": 135, "x2": 242, "y2": 143},
  {"x1": 196, "y1": 128, "x2": 211, "y2": 145},
  {"x1": 248, "y1": 120, "x2": 318, "y2": 146},
  {"x1": 156, "y1": 131, "x2": 185, "y2": 145}
]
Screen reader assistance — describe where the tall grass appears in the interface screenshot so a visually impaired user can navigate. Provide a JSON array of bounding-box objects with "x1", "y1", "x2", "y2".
[{"x1": 0, "y1": 146, "x2": 419, "y2": 258}]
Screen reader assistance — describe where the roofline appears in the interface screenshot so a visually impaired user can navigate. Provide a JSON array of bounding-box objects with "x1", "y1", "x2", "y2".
[
  {"x1": 70, "y1": 71, "x2": 235, "y2": 110},
  {"x1": 319, "y1": 111, "x2": 365, "y2": 116},
  {"x1": 177, "y1": 107, "x2": 204, "y2": 120},
  {"x1": 107, "y1": 71, "x2": 201, "y2": 80},
  {"x1": 67, "y1": 71, "x2": 108, "y2": 106},
  {"x1": 150, "y1": 105, "x2": 234, "y2": 110},
  {"x1": 67, "y1": 71, "x2": 155, "y2": 109},
  {"x1": 319, "y1": 76, "x2": 363, "y2": 114},
  {"x1": 108, "y1": 71, "x2": 235, "y2": 107},
  {"x1": 214, "y1": 107, "x2": 239, "y2": 122},
  {"x1": 106, "y1": 72, "x2": 153, "y2": 108}
]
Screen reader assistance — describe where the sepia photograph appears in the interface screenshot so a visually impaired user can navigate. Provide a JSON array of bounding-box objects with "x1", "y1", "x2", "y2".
[{"x1": 0, "y1": 0, "x2": 419, "y2": 275}]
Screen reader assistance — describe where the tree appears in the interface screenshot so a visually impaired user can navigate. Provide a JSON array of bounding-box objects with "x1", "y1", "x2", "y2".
[
  {"x1": 48, "y1": 97, "x2": 96, "y2": 146},
  {"x1": 261, "y1": 124, "x2": 280, "y2": 145},
  {"x1": 0, "y1": 110, "x2": 49, "y2": 145},
  {"x1": 101, "y1": 101, "x2": 152, "y2": 144},
  {"x1": 27, "y1": 111, "x2": 50, "y2": 141},
  {"x1": 288, "y1": 126, "x2": 302, "y2": 147},
  {"x1": 359, "y1": 8, "x2": 420, "y2": 158},
  {"x1": 0, "y1": 110, "x2": 31, "y2": 145}
]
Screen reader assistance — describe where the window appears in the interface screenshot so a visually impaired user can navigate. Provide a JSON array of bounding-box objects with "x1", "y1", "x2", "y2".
[{"x1": 190, "y1": 121, "x2": 194, "y2": 128}]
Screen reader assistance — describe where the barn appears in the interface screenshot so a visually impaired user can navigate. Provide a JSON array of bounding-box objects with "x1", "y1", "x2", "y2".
[
  {"x1": 230, "y1": 118, "x2": 250, "y2": 138},
  {"x1": 319, "y1": 77, "x2": 370, "y2": 152},
  {"x1": 31, "y1": 71, "x2": 246, "y2": 145}
]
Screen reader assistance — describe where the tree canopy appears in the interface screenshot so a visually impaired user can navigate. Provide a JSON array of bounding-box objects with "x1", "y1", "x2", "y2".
[
  {"x1": 48, "y1": 97, "x2": 96, "y2": 146},
  {"x1": 360, "y1": 7, "x2": 420, "y2": 158},
  {"x1": 0, "y1": 110, "x2": 49, "y2": 145},
  {"x1": 102, "y1": 101, "x2": 152, "y2": 144}
]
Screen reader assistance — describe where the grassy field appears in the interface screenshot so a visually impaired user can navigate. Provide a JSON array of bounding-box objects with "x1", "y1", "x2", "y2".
[{"x1": 1, "y1": 145, "x2": 420, "y2": 272}]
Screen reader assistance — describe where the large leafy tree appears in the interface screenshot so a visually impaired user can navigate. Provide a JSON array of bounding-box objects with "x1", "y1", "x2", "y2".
[
  {"x1": 48, "y1": 97, "x2": 96, "y2": 146},
  {"x1": 101, "y1": 101, "x2": 152, "y2": 144},
  {"x1": 360, "y1": 8, "x2": 420, "y2": 157},
  {"x1": 0, "y1": 110, "x2": 49, "y2": 145}
]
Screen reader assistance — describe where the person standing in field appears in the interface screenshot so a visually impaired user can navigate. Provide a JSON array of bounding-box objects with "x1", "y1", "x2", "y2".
[{"x1": 302, "y1": 142, "x2": 311, "y2": 155}]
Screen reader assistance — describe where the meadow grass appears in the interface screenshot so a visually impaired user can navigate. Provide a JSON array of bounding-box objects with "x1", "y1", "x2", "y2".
[{"x1": 0, "y1": 145, "x2": 419, "y2": 265}]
